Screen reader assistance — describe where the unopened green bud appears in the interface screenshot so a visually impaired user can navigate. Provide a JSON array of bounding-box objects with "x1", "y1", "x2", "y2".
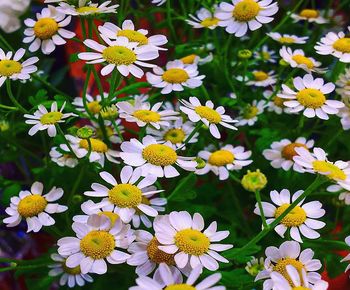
[
  {"x1": 195, "y1": 157, "x2": 206, "y2": 169},
  {"x1": 77, "y1": 126, "x2": 94, "y2": 139},
  {"x1": 279, "y1": 59, "x2": 289, "y2": 66},
  {"x1": 100, "y1": 105, "x2": 118, "y2": 120},
  {"x1": 238, "y1": 49, "x2": 252, "y2": 59},
  {"x1": 241, "y1": 169, "x2": 267, "y2": 192}
]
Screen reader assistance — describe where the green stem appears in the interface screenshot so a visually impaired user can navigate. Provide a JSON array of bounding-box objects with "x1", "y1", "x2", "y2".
[
  {"x1": 111, "y1": 119, "x2": 124, "y2": 142},
  {"x1": 0, "y1": 33, "x2": 14, "y2": 50},
  {"x1": 177, "y1": 123, "x2": 202, "y2": 151},
  {"x1": 56, "y1": 125, "x2": 78, "y2": 159},
  {"x1": 0, "y1": 103, "x2": 18, "y2": 111},
  {"x1": 166, "y1": 0, "x2": 177, "y2": 42},
  {"x1": 200, "y1": 85, "x2": 210, "y2": 100},
  {"x1": 255, "y1": 190, "x2": 268, "y2": 229},
  {"x1": 32, "y1": 75, "x2": 69, "y2": 97},
  {"x1": 6, "y1": 80, "x2": 27, "y2": 113}
]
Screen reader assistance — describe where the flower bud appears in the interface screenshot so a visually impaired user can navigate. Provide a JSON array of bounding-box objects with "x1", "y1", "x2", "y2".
[
  {"x1": 241, "y1": 169, "x2": 267, "y2": 192},
  {"x1": 77, "y1": 126, "x2": 94, "y2": 139}
]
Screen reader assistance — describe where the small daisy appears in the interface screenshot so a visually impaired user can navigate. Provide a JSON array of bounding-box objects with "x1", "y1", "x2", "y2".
[
  {"x1": 24, "y1": 102, "x2": 76, "y2": 137},
  {"x1": 180, "y1": 53, "x2": 213, "y2": 66},
  {"x1": 72, "y1": 93, "x2": 108, "y2": 116},
  {"x1": 215, "y1": 0, "x2": 279, "y2": 37},
  {"x1": 48, "y1": 253, "x2": 94, "y2": 288},
  {"x1": 23, "y1": 6, "x2": 75, "y2": 55},
  {"x1": 0, "y1": 48, "x2": 38, "y2": 87},
  {"x1": 327, "y1": 184, "x2": 350, "y2": 205},
  {"x1": 3, "y1": 182, "x2": 67, "y2": 233},
  {"x1": 78, "y1": 36, "x2": 159, "y2": 77},
  {"x1": 336, "y1": 68, "x2": 350, "y2": 99},
  {"x1": 151, "y1": 0, "x2": 166, "y2": 6},
  {"x1": 245, "y1": 70, "x2": 277, "y2": 87},
  {"x1": 180, "y1": 97, "x2": 238, "y2": 139},
  {"x1": 315, "y1": 27, "x2": 350, "y2": 63},
  {"x1": 254, "y1": 189, "x2": 326, "y2": 242},
  {"x1": 57, "y1": 0, "x2": 119, "y2": 16},
  {"x1": 338, "y1": 107, "x2": 350, "y2": 130},
  {"x1": 254, "y1": 45, "x2": 277, "y2": 63},
  {"x1": 264, "y1": 89, "x2": 291, "y2": 115},
  {"x1": 186, "y1": 7, "x2": 219, "y2": 30},
  {"x1": 154, "y1": 211, "x2": 233, "y2": 271},
  {"x1": 88, "y1": 119, "x2": 124, "y2": 144},
  {"x1": 49, "y1": 146, "x2": 78, "y2": 168},
  {"x1": 245, "y1": 257, "x2": 265, "y2": 276},
  {"x1": 146, "y1": 60, "x2": 205, "y2": 94},
  {"x1": 120, "y1": 136, "x2": 197, "y2": 178},
  {"x1": 341, "y1": 236, "x2": 350, "y2": 274},
  {"x1": 278, "y1": 74, "x2": 344, "y2": 120},
  {"x1": 291, "y1": 9, "x2": 328, "y2": 24},
  {"x1": 263, "y1": 137, "x2": 315, "y2": 172},
  {"x1": 57, "y1": 215, "x2": 133, "y2": 275},
  {"x1": 267, "y1": 32, "x2": 309, "y2": 45},
  {"x1": 236, "y1": 100, "x2": 266, "y2": 126},
  {"x1": 196, "y1": 145, "x2": 252, "y2": 180}
]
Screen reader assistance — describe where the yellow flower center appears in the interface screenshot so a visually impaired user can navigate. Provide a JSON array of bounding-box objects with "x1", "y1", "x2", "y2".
[
  {"x1": 232, "y1": 0, "x2": 261, "y2": 22},
  {"x1": 181, "y1": 54, "x2": 197, "y2": 64},
  {"x1": 98, "y1": 211, "x2": 119, "y2": 227},
  {"x1": 40, "y1": 112, "x2": 63, "y2": 125},
  {"x1": 243, "y1": 105, "x2": 259, "y2": 119},
  {"x1": 253, "y1": 71, "x2": 269, "y2": 81},
  {"x1": 80, "y1": 230, "x2": 115, "y2": 259},
  {"x1": 142, "y1": 144, "x2": 178, "y2": 166},
  {"x1": 299, "y1": 9, "x2": 319, "y2": 19},
  {"x1": 174, "y1": 229, "x2": 210, "y2": 256},
  {"x1": 76, "y1": 6, "x2": 100, "y2": 14},
  {"x1": 17, "y1": 195, "x2": 47, "y2": 218},
  {"x1": 135, "y1": 196, "x2": 150, "y2": 215},
  {"x1": 133, "y1": 109, "x2": 161, "y2": 123},
  {"x1": 63, "y1": 261, "x2": 81, "y2": 275},
  {"x1": 273, "y1": 96, "x2": 285, "y2": 108},
  {"x1": 282, "y1": 143, "x2": 308, "y2": 160},
  {"x1": 108, "y1": 184, "x2": 142, "y2": 207},
  {"x1": 292, "y1": 55, "x2": 314, "y2": 69},
  {"x1": 0, "y1": 60, "x2": 22, "y2": 77},
  {"x1": 147, "y1": 237, "x2": 175, "y2": 265},
  {"x1": 195, "y1": 106, "x2": 222, "y2": 124},
  {"x1": 296, "y1": 88, "x2": 326, "y2": 109},
  {"x1": 165, "y1": 285, "x2": 196, "y2": 290},
  {"x1": 208, "y1": 150, "x2": 235, "y2": 166},
  {"x1": 273, "y1": 258, "x2": 304, "y2": 285},
  {"x1": 164, "y1": 128, "x2": 186, "y2": 144},
  {"x1": 162, "y1": 68, "x2": 189, "y2": 83},
  {"x1": 261, "y1": 51, "x2": 271, "y2": 60},
  {"x1": 117, "y1": 30, "x2": 149, "y2": 45},
  {"x1": 274, "y1": 204, "x2": 307, "y2": 227},
  {"x1": 333, "y1": 38, "x2": 350, "y2": 53},
  {"x1": 34, "y1": 18, "x2": 59, "y2": 40},
  {"x1": 102, "y1": 46, "x2": 136, "y2": 65},
  {"x1": 278, "y1": 37, "x2": 295, "y2": 44},
  {"x1": 293, "y1": 287, "x2": 310, "y2": 290},
  {"x1": 87, "y1": 101, "x2": 102, "y2": 114},
  {"x1": 200, "y1": 17, "x2": 219, "y2": 27},
  {"x1": 79, "y1": 138, "x2": 108, "y2": 153},
  {"x1": 312, "y1": 160, "x2": 346, "y2": 180}
]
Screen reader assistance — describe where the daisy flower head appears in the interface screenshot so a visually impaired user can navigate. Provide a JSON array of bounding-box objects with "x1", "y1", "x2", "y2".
[
  {"x1": 267, "y1": 32, "x2": 309, "y2": 45},
  {"x1": 291, "y1": 9, "x2": 328, "y2": 24},
  {"x1": 236, "y1": 100, "x2": 266, "y2": 126},
  {"x1": 57, "y1": 0, "x2": 119, "y2": 16},
  {"x1": 24, "y1": 101, "x2": 76, "y2": 137},
  {"x1": 0, "y1": 48, "x2": 38, "y2": 87},
  {"x1": 146, "y1": 60, "x2": 205, "y2": 94},
  {"x1": 196, "y1": 144, "x2": 252, "y2": 180},
  {"x1": 180, "y1": 53, "x2": 213, "y2": 66},
  {"x1": 57, "y1": 214, "x2": 133, "y2": 275},
  {"x1": 72, "y1": 93, "x2": 108, "y2": 116},
  {"x1": 278, "y1": 74, "x2": 344, "y2": 120},
  {"x1": 336, "y1": 68, "x2": 350, "y2": 100},
  {"x1": 49, "y1": 146, "x2": 79, "y2": 168},
  {"x1": 263, "y1": 137, "x2": 315, "y2": 172},
  {"x1": 48, "y1": 253, "x2": 93, "y2": 288},
  {"x1": 341, "y1": 236, "x2": 350, "y2": 274},
  {"x1": 84, "y1": 166, "x2": 165, "y2": 224},
  {"x1": 151, "y1": 0, "x2": 166, "y2": 6},
  {"x1": 180, "y1": 97, "x2": 238, "y2": 139},
  {"x1": 4, "y1": 181, "x2": 67, "y2": 232},
  {"x1": 78, "y1": 36, "x2": 159, "y2": 78},
  {"x1": 215, "y1": 0, "x2": 279, "y2": 37},
  {"x1": 254, "y1": 45, "x2": 277, "y2": 63},
  {"x1": 264, "y1": 89, "x2": 291, "y2": 115},
  {"x1": 88, "y1": 119, "x2": 124, "y2": 144},
  {"x1": 315, "y1": 27, "x2": 350, "y2": 63},
  {"x1": 23, "y1": 5, "x2": 75, "y2": 55},
  {"x1": 120, "y1": 136, "x2": 197, "y2": 178},
  {"x1": 154, "y1": 211, "x2": 233, "y2": 271},
  {"x1": 186, "y1": 7, "x2": 219, "y2": 30},
  {"x1": 327, "y1": 184, "x2": 350, "y2": 205},
  {"x1": 244, "y1": 70, "x2": 277, "y2": 87},
  {"x1": 254, "y1": 189, "x2": 326, "y2": 242}
]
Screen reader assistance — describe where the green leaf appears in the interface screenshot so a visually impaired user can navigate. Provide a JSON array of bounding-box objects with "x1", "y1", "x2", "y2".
[
  {"x1": 220, "y1": 268, "x2": 254, "y2": 289},
  {"x1": 112, "y1": 82, "x2": 151, "y2": 98},
  {"x1": 225, "y1": 245, "x2": 261, "y2": 263},
  {"x1": 28, "y1": 89, "x2": 48, "y2": 107},
  {"x1": 1, "y1": 183, "x2": 21, "y2": 205},
  {"x1": 168, "y1": 173, "x2": 197, "y2": 201}
]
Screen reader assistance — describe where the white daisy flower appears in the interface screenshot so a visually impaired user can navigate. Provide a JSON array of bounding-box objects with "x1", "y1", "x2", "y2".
[
  {"x1": 267, "y1": 32, "x2": 309, "y2": 45},
  {"x1": 327, "y1": 184, "x2": 350, "y2": 205},
  {"x1": 291, "y1": 9, "x2": 328, "y2": 24},
  {"x1": 57, "y1": 0, "x2": 119, "y2": 16},
  {"x1": 236, "y1": 100, "x2": 266, "y2": 126},
  {"x1": 146, "y1": 60, "x2": 205, "y2": 94},
  {"x1": 154, "y1": 211, "x2": 233, "y2": 271},
  {"x1": 87, "y1": 119, "x2": 124, "y2": 144},
  {"x1": 255, "y1": 241, "x2": 322, "y2": 290},
  {"x1": 243, "y1": 70, "x2": 277, "y2": 87},
  {"x1": 24, "y1": 102, "x2": 76, "y2": 137},
  {"x1": 72, "y1": 93, "x2": 108, "y2": 116},
  {"x1": 186, "y1": 7, "x2": 219, "y2": 30},
  {"x1": 263, "y1": 137, "x2": 315, "y2": 172},
  {"x1": 180, "y1": 53, "x2": 213, "y2": 66},
  {"x1": 196, "y1": 144, "x2": 252, "y2": 180},
  {"x1": 57, "y1": 214, "x2": 133, "y2": 275},
  {"x1": 3, "y1": 181, "x2": 67, "y2": 233},
  {"x1": 49, "y1": 146, "x2": 79, "y2": 168},
  {"x1": 78, "y1": 36, "x2": 159, "y2": 78},
  {"x1": 254, "y1": 45, "x2": 277, "y2": 63},
  {"x1": 279, "y1": 46, "x2": 325, "y2": 74},
  {"x1": 341, "y1": 236, "x2": 350, "y2": 274},
  {"x1": 151, "y1": 0, "x2": 166, "y2": 6},
  {"x1": 315, "y1": 27, "x2": 350, "y2": 63},
  {"x1": 336, "y1": 68, "x2": 350, "y2": 100},
  {"x1": 48, "y1": 253, "x2": 93, "y2": 288},
  {"x1": 23, "y1": 5, "x2": 75, "y2": 55},
  {"x1": 215, "y1": 0, "x2": 279, "y2": 37},
  {"x1": 278, "y1": 74, "x2": 344, "y2": 120},
  {"x1": 179, "y1": 97, "x2": 238, "y2": 139},
  {"x1": 264, "y1": 89, "x2": 291, "y2": 115},
  {"x1": 120, "y1": 136, "x2": 197, "y2": 178},
  {"x1": 338, "y1": 107, "x2": 350, "y2": 130},
  {"x1": 98, "y1": 20, "x2": 167, "y2": 51},
  {"x1": 245, "y1": 257, "x2": 265, "y2": 276},
  {"x1": 0, "y1": 48, "x2": 38, "y2": 87},
  {"x1": 84, "y1": 166, "x2": 164, "y2": 224},
  {"x1": 254, "y1": 189, "x2": 326, "y2": 243}
]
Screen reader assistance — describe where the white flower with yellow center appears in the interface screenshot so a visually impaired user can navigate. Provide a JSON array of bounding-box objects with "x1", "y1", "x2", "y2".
[
  {"x1": 336, "y1": 68, "x2": 350, "y2": 99},
  {"x1": 254, "y1": 45, "x2": 277, "y2": 63},
  {"x1": 291, "y1": 9, "x2": 328, "y2": 24},
  {"x1": 267, "y1": 32, "x2": 309, "y2": 45},
  {"x1": 338, "y1": 107, "x2": 350, "y2": 130},
  {"x1": 57, "y1": 0, "x2": 119, "y2": 16},
  {"x1": 49, "y1": 146, "x2": 78, "y2": 168},
  {"x1": 146, "y1": 60, "x2": 205, "y2": 94},
  {"x1": 3, "y1": 181, "x2": 67, "y2": 232},
  {"x1": 78, "y1": 36, "x2": 159, "y2": 78},
  {"x1": 341, "y1": 236, "x2": 350, "y2": 274},
  {"x1": 278, "y1": 74, "x2": 344, "y2": 120},
  {"x1": 236, "y1": 100, "x2": 266, "y2": 126},
  {"x1": 48, "y1": 253, "x2": 93, "y2": 288},
  {"x1": 279, "y1": 47, "x2": 325, "y2": 74},
  {"x1": 151, "y1": 0, "x2": 166, "y2": 6},
  {"x1": 72, "y1": 93, "x2": 108, "y2": 116},
  {"x1": 180, "y1": 97, "x2": 238, "y2": 139},
  {"x1": 98, "y1": 20, "x2": 167, "y2": 51},
  {"x1": 23, "y1": 6, "x2": 75, "y2": 55},
  {"x1": 215, "y1": 0, "x2": 278, "y2": 37},
  {"x1": 88, "y1": 119, "x2": 124, "y2": 145},
  {"x1": 57, "y1": 214, "x2": 133, "y2": 275},
  {"x1": 263, "y1": 137, "x2": 314, "y2": 172},
  {"x1": 293, "y1": 147, "x2": 350, "y2": 191},
  {"x1": 243, "y1": 70, "x2": 277, "y2": 87},
  {"x1": 196, "y1": 145, "x2": 252, "y2": 180},
  {"x1": 255, "y1": 241, "x2": 322, "y2": 290},
  {"x1": 186, "y1": 7, "x2": 219, "y2": 30},
  {"x1": 180, "y1": 53, "x2": 213, "y2": 66},
  {"x1": 24, "y1": 102, "x2": 76, "y2": 137},
  {"x1": 120, "y1": 136, "x2": 197, "y2": 178},
  {"x1": 0, "y1": 48, "x2": 38, "y2": 87},
  {"x1": 254, "y1": 189, "x2": 325, "y2": 243},
  {"x1": 154, "y1": 211, "x2": 233, "y2": 271},
  {"x1": 327, "y1": 184, "x2": 350, "y2": 205},
  {"x1": 264, "y1": 89, "x2": 292, "y2": 115},
  {"x1": 315, "y1": 27, "x2": 350, "y2": 63}
]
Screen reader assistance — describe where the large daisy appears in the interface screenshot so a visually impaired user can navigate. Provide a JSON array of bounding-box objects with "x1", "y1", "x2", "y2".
[
  {"x1": 186, "y1": 7, "x2": 219, "y2": 30},
  {"x1": 267, "y1": 32, "x2": 309, "y2": 45},
  {"x1": 57, "y1": 0, "x2": 118, "y2": 16}
]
